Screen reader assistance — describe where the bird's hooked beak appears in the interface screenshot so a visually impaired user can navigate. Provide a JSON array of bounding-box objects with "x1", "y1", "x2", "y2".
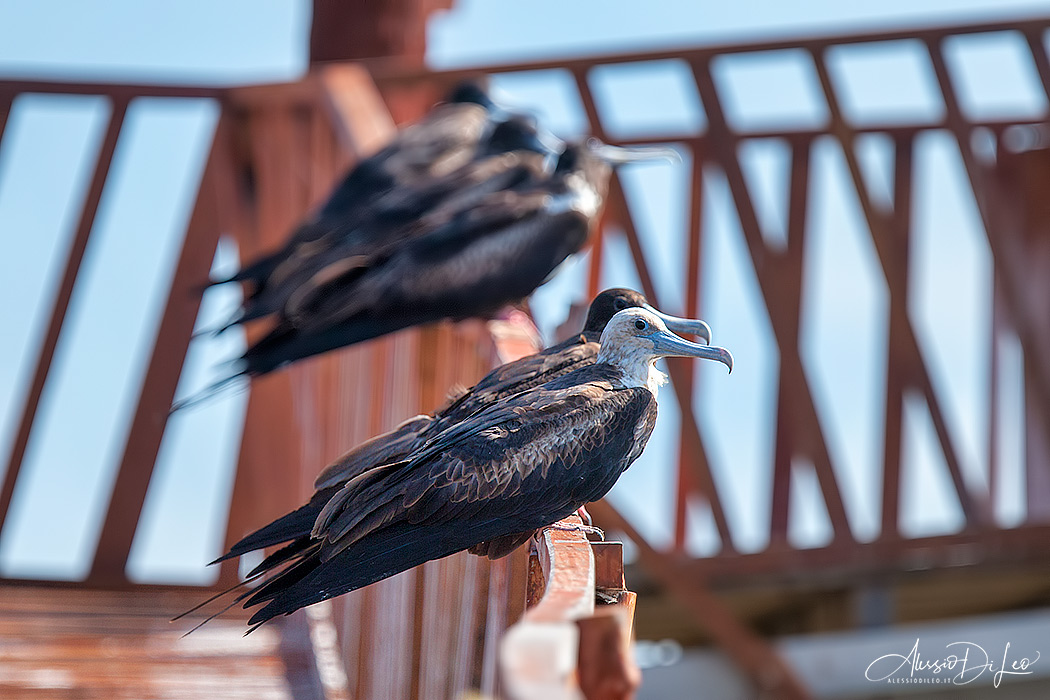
[
  {"x1": 650, "y1": 328, "x2": 733, "y2": 373},
  {"x1": 642, "y1": 304, "x2": 712, "y2": 345},
  {"x1": 589, "y1": 139, "x2": 681, "y2": 165}
]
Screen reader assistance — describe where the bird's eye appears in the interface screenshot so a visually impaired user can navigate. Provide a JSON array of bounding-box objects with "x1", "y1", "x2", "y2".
[
  {"x1": 634, "y1": 319, "x2": 647, "y2": 331},
  {"x1": 613, "y1": 299, "x2": 627, "y2": 310}
]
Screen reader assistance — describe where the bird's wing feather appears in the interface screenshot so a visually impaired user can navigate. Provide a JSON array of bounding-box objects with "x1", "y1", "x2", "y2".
[
  {"x1": 291, "y1": 189, "x2": 559, "y2": 330},
  {"x1": 312, "y1": 413, "x2": 434, "y2": 490},
  {"x1": 240, "y1": 378, "x2": 655, "y2": 626},
  {"x1": 436, "y1": 336, "x2": 597, "y2": 425},
  {"x1": 313, "y1": 378, "x2": 654, "y2": 561}
]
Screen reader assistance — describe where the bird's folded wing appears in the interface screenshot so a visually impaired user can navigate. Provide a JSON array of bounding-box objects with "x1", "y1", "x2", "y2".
[
  {"x1": 437, "y1": 338, "x2": 596, "y2": 424},
  {"x1": 289, "y1": 189, "x2": 558, "y2": 330},
  {"x1": 312, "y1": 381, "x2": 653, "y2": 562},
  {"x1": 313, "y1": 413, "x2": 434, "y2": 490}
]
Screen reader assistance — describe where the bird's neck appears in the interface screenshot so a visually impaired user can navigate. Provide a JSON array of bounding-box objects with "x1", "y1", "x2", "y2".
[{"x1": 597, "y1": 346, "x2": 667, "y2": 395}]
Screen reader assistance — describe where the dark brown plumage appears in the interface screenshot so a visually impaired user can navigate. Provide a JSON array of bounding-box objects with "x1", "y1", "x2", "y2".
[
  {"x1": 223, "y1": 289, "x2": 710, "y2": 563},
  {"x1": 234, "y1": 140, "x2": 676, "y2": 377},
  {"x1": 215, "y1": 81, "x2": 499, "y2": 295},
  {"x1": 190, "y1": 307, "x2": 732, "y2": 631}
]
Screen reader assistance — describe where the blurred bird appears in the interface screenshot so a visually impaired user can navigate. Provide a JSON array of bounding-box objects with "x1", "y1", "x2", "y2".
[
  {"x1": 212, "y1": 80, "x2": 502, "y2": 295},
  {"x1": 186, "y1": 306, "x2": 732, "y2": 630},
  {"x1": 227, "y1": 114, "x2": 557, "y2": 329},
  {"x1": 235, "y1": 139, "x2": 678, "y2": 377},
  {"x1": 220, "y1": 288, "x2": 712, "y2": 563}
]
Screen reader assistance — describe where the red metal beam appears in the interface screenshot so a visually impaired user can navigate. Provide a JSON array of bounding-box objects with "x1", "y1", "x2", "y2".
[
  {"x1": 880, "y1": 136, "x2": 914, "y2": 537},
  {"x1": 0, "y1": 97, "x2": 128, "y2": 538},
  {"x1": 89, "y1": 113, "x2": 231, "y2": 584},
  {"x1": 681, "y1": 523, "x2": 1050, "y2": 590},
  {"x1": 811, "y1": 47, "x2": 991, "y2": 526},
  {"x1": 690, "y1": 57, "x2": 854, "y2": 541},
  {"x1": 309, "y1": 0, "x2": 451, "y2": 65},
  {"x1": 606, "y1": 178, "x2": 737, "y2": 550},
  {"x1": 926, "y1": 41, "x2": 1050, "y2": 476},
  {"x1": 673, "y1": 151, "x2": 706, "y2": 552}
]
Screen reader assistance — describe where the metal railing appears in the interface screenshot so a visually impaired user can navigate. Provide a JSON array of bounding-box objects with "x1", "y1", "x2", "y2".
[{"x1": 4, "y1": 15, "x2": 1050, "y2": 698}]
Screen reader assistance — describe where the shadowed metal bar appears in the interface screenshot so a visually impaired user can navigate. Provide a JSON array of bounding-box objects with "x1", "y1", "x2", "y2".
[
  {"x1": 689, "y1": 55, "x2": 854, "y2": 541},
  {"x1": 0, "y1": 90, "x2": 13, "y2": 190},
  {"x1": 811, "y1": 45, "x2": 989, "y2": 526},
  {"x1": 0, "y1": 96, "x2": 129, "y2": 540},
  {"x1": 680, "y1": 522, "x2": 1050, "y2": 588},
  {"x1": 605, "y1": 175, "x2": 737, "y2": 550},
  {"x1": 926, "y1": 39, "x2": 1050, "y2": 478},
  {"x1": 88, "y1": 112, "x2": 231, "y2": 584},
  {"x1": 880, "y1": 136, "x2": 915, "y2": 538},
  {"x1": 373, "y1": 18, "x2": 1050, "y2": 86},
  {"x1": 769, "y1": 142, "x2": 813, "y2": 542},
  {"x1": 570, "y1": 67, "x2": 610, "y2": 301},
  {"x1": 674, "y1": 150, "x2": 706, "y2": 551}
]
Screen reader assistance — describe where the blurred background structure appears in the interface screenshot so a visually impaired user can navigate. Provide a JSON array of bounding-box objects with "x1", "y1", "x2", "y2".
[{"x1": 3, "y1": 1, "x2": 1050, "y2": 698}]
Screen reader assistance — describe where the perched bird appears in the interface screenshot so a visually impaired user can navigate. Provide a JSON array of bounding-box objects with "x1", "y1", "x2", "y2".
[
  {"x1": 222, "y1": 288, "x2": 712, "y2": 563},
  {"x1": 190, "y1": 307, "x2": 732, "y2": 630},
  {"x1": 214, "y1": 81, "x2": 501, "y2": 294},
  {"x1": 231, "y1": 114, "x2": 556, "y2": 328},
  {"x1": 236, "y1": 139, "x2": 677, "y2": 377}
]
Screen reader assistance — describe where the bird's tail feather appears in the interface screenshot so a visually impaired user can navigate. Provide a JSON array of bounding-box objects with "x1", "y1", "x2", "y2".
[
  {"x1": 169, "y1": 371, "x2": 248, "y2": 413},
  {"x1": 241, "y1": 315, "x2": 416, "y2": 377},
  {"x1": 212, "y1": 491, "x2": 336, "y2": 565},
  {"x1": 244, "y1": 518, "x2": 503, "y2": 628}
]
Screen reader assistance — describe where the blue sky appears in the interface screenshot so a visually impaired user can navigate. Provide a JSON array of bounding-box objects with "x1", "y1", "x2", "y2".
[{"x1": 0, "y1": 0, "x2": 1045, "y2": 582}]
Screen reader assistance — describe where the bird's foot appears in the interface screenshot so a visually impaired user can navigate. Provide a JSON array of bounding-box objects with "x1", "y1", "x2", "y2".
[
  {"x1": 575, "y1": 505, "x2": 593, "y2": 527},
  {"x1": 549, "y1": 521, "x2": 604, "y2": 541}
]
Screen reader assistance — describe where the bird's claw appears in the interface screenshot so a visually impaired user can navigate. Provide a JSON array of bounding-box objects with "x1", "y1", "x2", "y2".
[
  {"x1": 575, "y1": 505, "x2": 593, "y2": 527},
  {"x1": 549, "y1": 521, "x2": 604, "y2": 541}
]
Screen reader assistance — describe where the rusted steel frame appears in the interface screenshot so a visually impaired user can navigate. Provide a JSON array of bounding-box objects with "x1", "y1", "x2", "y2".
[
  {"x1": 927, "y1": 39, "x2": 1050, "y2": 452},
  {"x1": 1023, "y1": 27, "x2": 1050, "y2": 92},
  {"x1": 880, "y1": 137, "x2": 914, "y2": 537},
  {"x1": 371, "y1": 17, "x2": 1050, "y2": 85},
  {"x1": 768, "y1": 143, "x2": 814, "y2": 541},
  {"x1": 89, "y1": 110, "x2": 231, "y2": 583},
  {"x1": 690, "y1": 56, "x2": 854, "y2": 540},
  {"x1": 681, "y1": 522, "x2": 1050, "y2": 589},
  {"x1": 605, "y1": 180, "x2": 736, "y2": 550},
  {"x1": 0, "y1": 90, "x2": 12, "y2": 199},
  {"x1": 587, "y1": 216, "x2": 608, "y2": 300},
  {"x1": 588, "y1": 500, "x2": 811, "y2": 700},
  {"x1": 929, "y1": 38, "x2": 1050, "y2": 404},
  {"x1": 606, "y1": 118, "x2": 1047, "y2": 146},
  {"x1": 576, "y1": 591, "x2": 641, "y2": 700},
  {"x1": 673, "y1": 151, "x2": 706, "y2": 551},
  {"x1": 987, "y1": 268, "x2": 1004, "y2": 511},
  {"x1": 605, "y1": 175, "x2": 661, "y2": 297},
  {"x1": 687, "y1": 63, "x2": 768, "y2": 276},
  {"x1": 0, "y1": 78, "x2": 223, "y2": 99},
  {"x1": 220, "y1": 108, "x2": 307, "y2": 567},
  {"x1": 569, "y1": 67, "x2": 610, "y2": 300},
  {"x1": 809, "y1": 47, "x2": 989, "y2": 525},
  {"x1": 0, "y1": 89, "x2": 11, "y2": 145},
  {"x1": 0, "y1": 97, "x2": 129, "y2": 538},
  {"x1": 602, "y1": 119, "x2": 1046, "y2": 152},
  {"x1": 568, "y1": 63, "x2": 731, "y2": 550},
  {"x1": 317, "y1": 64, "x2": 397, "y2": 161}
]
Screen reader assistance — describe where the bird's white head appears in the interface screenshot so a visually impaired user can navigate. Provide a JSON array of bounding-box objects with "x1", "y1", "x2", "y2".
[{"x1": 596, "y1": 308, "x2": 733, "y2": 395}]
